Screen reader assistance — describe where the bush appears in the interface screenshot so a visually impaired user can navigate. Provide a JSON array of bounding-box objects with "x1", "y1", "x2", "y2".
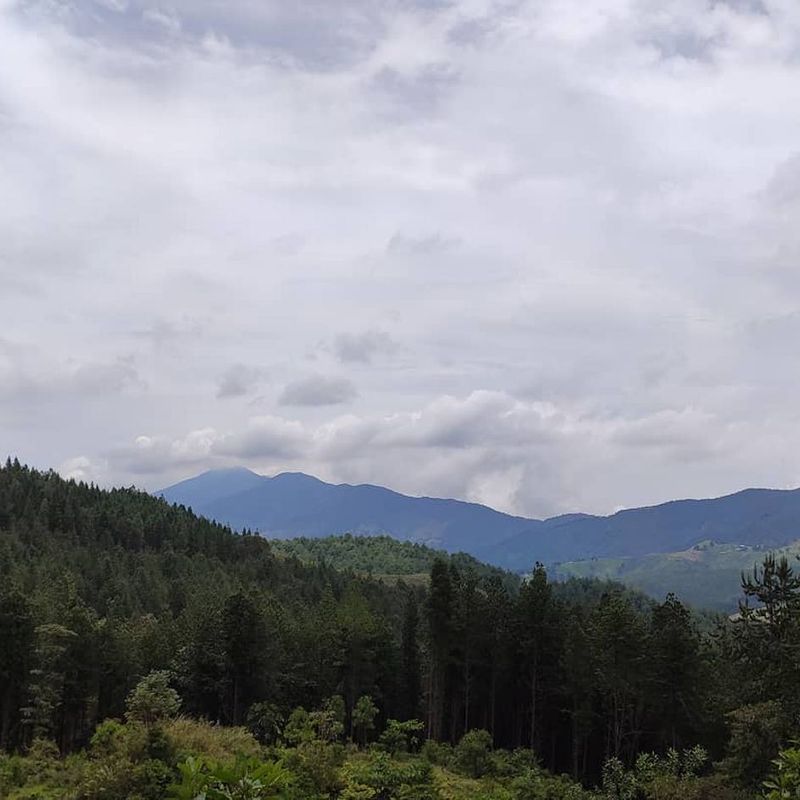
[
  {"x1": 421, "y1": 739, "x2": 453, "y2": 768},
  {"x1": 88, "y1": 720, "x2": 128, "y2": 759},
  {"x1": 380, "y1": 720, "x2": 425, "y2": 755},
  {"x1": 247, "y1": 702, "x2": 285, "y2": 746},
  {"x1": 454, "y1": 730, "x2": 493, "y2": 779},
  {"x1": 490, "y1": 749, "x2": 540, "y2": 779},
  {"x1": 76, "y1": 756, "x2": 174, "y2": 800},
  {"x1": 341, "y1": 752, "x2": 437, "y2": 800},
  {"x1": 164, "y1": 717, "x2": 262, "y2": 762},
  {"x1": 765, "y1": 745, "x2": 800, "y2": 800},
  {"x1": 125, "y1": 670, "x2": 181, "y2": 727},
  {"x1": 601, "y1": 758, "x2": 637, "y2": 800},
  {"x1": 352, "y1": 696, "x2": 379, "y2": 747},
  {"x1": 284, "y1": 708, "x2": 315, "y2": 746},
  {"x1": 169, "y1": 755, "x2": 291, "y2": 800},
  {"x1": 510, "y1": 768, "x2": 591, "y2": 800},
  {"x1": 281, "y1": 740, "x2": 345, "y2": 797}
]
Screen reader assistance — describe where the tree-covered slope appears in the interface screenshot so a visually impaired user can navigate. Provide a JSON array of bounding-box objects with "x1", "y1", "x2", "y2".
[
  {"x1": 271, "y1": 533, "x2": 521, "y2": 592},
  {"x1": 552, "y1": 539, "x2": 800, "y2": 612}
]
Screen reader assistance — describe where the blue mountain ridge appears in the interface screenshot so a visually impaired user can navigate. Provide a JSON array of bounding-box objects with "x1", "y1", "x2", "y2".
[{"x1": 157, "y1": 468, "x2": 800, "y2": 571}]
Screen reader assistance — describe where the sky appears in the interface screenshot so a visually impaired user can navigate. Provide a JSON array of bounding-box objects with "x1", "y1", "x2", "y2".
[{"x1": 2, "y1": 0, "x2": 800, "y2": 519}]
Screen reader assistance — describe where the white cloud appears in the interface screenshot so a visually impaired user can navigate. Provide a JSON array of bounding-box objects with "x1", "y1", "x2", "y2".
[{"x1": 2, "y1": 0, "x2": 800, "y2": 516}]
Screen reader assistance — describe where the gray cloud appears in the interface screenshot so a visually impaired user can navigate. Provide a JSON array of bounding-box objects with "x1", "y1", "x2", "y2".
[
  {"x1": 0, "y1": 348, "x2": 142, "y2": 403},
  {"x1": 216, "y1": 363, "x2": 265, "y2": 398},
  {"x1": 333, "y1": 330, "x2": 398, "y2": 363},
  {"x1": 278, "y1": 375, "x2": 358, "y2": 406},
  {"x1": 4, "y1": 0, "x2": 800, "y2": 516}
]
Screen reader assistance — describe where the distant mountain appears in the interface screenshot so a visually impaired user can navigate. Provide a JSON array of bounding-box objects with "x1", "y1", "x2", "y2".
[
  {"x1": 485, "y1": 487, "x2": 800, "y2": 568},
  {"x1": 158, "y1": 469, "x2": 800, "y2": 585},
  {"x1": 157, "y1": 468, "x2": 537, "y2": 553}
]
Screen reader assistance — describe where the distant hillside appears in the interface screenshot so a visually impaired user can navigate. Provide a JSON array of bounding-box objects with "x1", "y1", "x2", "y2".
[
  {"x1": 552, "y1": 539, "x2": 800, "y2": 611},
  {"x1": 160, "y1": 468, "x2": 800, "y2": 566},
  {"x1": 158, "y1": 468, "x2": 536, "y2": 553},
  {"x1": 272, "y1": 533, "x2": 521, "y2": 592},
  {"x1": 482, "y1": 487, "x2": 800, "y2": 568}
]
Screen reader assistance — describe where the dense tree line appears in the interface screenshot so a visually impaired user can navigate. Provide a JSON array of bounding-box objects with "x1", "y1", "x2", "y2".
[{"x1": 1, "y1": 460, "x2": 799, "y2": 794}]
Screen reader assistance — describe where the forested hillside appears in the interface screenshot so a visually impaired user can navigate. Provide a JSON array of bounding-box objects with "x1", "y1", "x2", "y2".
[
  {"x1": 271, "y1": 534, "x2": 520, "y2": 592},
  {"x1": 2, "y1": 461, "x2": 800, "y2": 799},
  {"x1": 553, "y1": 539, "x2": 800, "y2": 611}
]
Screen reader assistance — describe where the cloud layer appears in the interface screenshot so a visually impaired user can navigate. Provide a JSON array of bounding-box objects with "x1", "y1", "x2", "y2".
[{"x1": 3, "y1": 0, "x2": 800, "y2": 516}]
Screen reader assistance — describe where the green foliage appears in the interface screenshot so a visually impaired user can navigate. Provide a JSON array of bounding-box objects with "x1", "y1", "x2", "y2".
[
  {"x1": 126, "y1": 670, "x2": 181, "y2": 726},
  {"x1": 352, "y1": 696, "x2": 379, "y2": 746},
  {"x1": 454, "y1": 730, "x2": 493, "y2": 779},
  {"x1": 281, "y1": 739, "x2": 345, "y2": 797},
  {"x1": 509, "y1": 768, "x2": 591, "y2": 800},
  {"x1": 720, "y1": 702, "x2": 789, "y2": 790},
  {"x1": 599, "y1": 748, "x2": 748, "y2": 800},
  {"x1": 764, "y1": 745, "x2": 800, "y2": 799},
  {"x1": 379, "y1": 720, "x2": 425, "y2": 755},
  {"x1": 169, "y1": 755, "x2": 291, "y2": 800},
  {"x1": 421, "y1": 740, "x2": 454, "y2": 768},
  {"x1": 77, "y1": 756, "x2": 173, "y2": 800},
  {"x1": 272, "y1": 534, "x2": 520, "y2": 592},
  {"x1": 341, "y1": 751, "x2": 437, "y2": 800},
  {"x1": 164, "y1": 718, "x2": 263, "y2": 762},
  {"x1": 247, "y1": 702, "x2": 285, "y2": 746},
  {"x1": 284, "y1": 708, "x2": 315, "y2": 746}
]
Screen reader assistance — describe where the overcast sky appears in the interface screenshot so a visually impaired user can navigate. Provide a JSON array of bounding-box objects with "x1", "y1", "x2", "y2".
[{"x1": 2, "y1": 0, "x2": 800, "y2": 518}]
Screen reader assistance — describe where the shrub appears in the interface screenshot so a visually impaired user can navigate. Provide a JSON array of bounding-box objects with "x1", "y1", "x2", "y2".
[
  {"x1": 125, "y1": 670, "x2": 181, "y2": 727},
  {"x1": 490, "y1": 749, "x2": 540, "y2": 779},
  {"x1": 76, "y1": 756, "x2": 174, "y2": 800},
  {"x1": 454, "y1": 730, "x2": 493, "y2": 779},
  {"x1": 164, "y1": 717, "x2": 262, "y2": 762},
  {"x1": 601, "y1": 757, "x2": 636, "y2": 800},
  {"x1": 281, "y1": 740, "x2": 345, "y2": 797},
  {"x1": 169, "y1": 755, "x2": 291, "y2": 800},
  {"x1": 88, "y1": 720, "x2": 128, "y2": 759},
  {"x1": 247, "y1": 702, "x2": 285, "y2": 746},
  {"x1": 765, "y1": 745, "x2": 800, "y2": 800},
  {"x1": 510, "y1": 768, "x2": 591, "y2": 800},
  {"x1": 380, "y1": 720, "x2": 425, "y2": 755},
  {"x1": 342, "y1": 751, "x2": 437, "y2": 800},
  {"x1": 352, "y1": 696, "x2": 379, "y2": 747},
  {"x1": 284, "y1": 708, "x2": 315, "y2": 746},
  {"x1": 421, "y1": 739, "x2": 453, "y2": 768}
]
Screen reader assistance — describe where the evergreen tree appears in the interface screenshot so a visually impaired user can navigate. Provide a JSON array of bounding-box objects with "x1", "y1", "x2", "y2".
[
  {"x1": 735, "y1": 554, "x2": 800, "y2": 711},
  {"x1": 648, "y1": 594, "x2": 703, "y2": 749},
  {"x1": 221, "y1": 592, "x2": 270, "y2": 725},
  {"x1": 590, "y1": 592, "x2": 647, "y2": 761},
  {"x1": 426, "y1": 558, "x2": 454, "y2": 741},
  {"x1": 0, "y1": 589, "x2": 34, "y2": 749},
  {"x1": 400, "y1": 595, "x2": 421, "y2": 722},
  {"x1": 515, "y1": 563, "x2": 561, "y2": 753}
]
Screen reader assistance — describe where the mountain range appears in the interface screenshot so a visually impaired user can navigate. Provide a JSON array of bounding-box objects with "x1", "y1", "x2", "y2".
[{"x1": 158, "y1": 468, "x2": 800, "y2": 576}]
